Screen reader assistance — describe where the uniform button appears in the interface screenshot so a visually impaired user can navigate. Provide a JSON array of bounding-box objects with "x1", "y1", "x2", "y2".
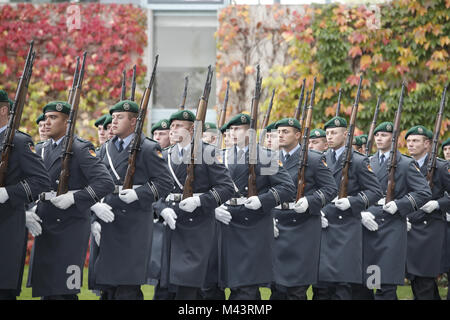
[
  {"x1": 275, "y1": 219, "x2": 279, "y2": 223},
  {"x1": 381, "y1": 218, "x2": 385, "y2": 222},
  {"x1": 189, "y1": 218, "x2": 193, "y2": 222},
  {"x1": 338, "y1": 215, "x2": 342, "y2": 219},
  {"x1": 56, "y1": 218, "x2": 60, "y2": 222},
  {"x1": 122, "y1": 209, "x2": 126, "y2": 213},
  {"x1": 244, "y1": 217, "x2": 248, "y2": 221},
  {"x1": 292, "y1": 219, "x2": 296, "y2": 222},
  {"x1": 172, "y1": 202, "x2": 176, "y2": 206},
  {"x1": 245, "y1": 187, "x2": 248, "y2": 191},
  {"x1": 423, "y1": 220, "x2": 427, "y2": 225}
]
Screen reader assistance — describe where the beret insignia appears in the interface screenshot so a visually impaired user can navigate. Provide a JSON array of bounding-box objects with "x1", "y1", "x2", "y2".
[
  {"x1": 56, "y1": 103, "x2": 63, "y2": 112},
  {"x1": 123, "y1": 102, "x2": 130, "y2": 111}
]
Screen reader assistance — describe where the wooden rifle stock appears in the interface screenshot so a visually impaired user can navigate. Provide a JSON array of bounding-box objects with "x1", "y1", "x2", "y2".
[
  {"x1": 67, "y1": 57, "x2": 80, "y2": 105},
  {"x1": 217, "y1": 80, "x2": 230, "y2": 149},
  {"x1": 0, "y1": 40, "x2": 35, "y2": 186},
  {"x1": 182, "y1": 66, "x2": 213, "y2": 199},
  {"x1": 296, "y1": 77, "x2": 316, "y2": 200},
  {"x1": 57, "y1": 52, "x2": 87, "y2": 195},
  {"x1": 120, "y1": 69, "x2": 126, "y2": 101},
  {"x1": 123, "y1": 55, "x2": 159, "y2": 190},
  {"x1": 365, "y1": 95, "x2": 381, "y2": 156},
  {"x1": 386, "y1": 83, "x2": 406, "y2": 202},
  {"x1": 294, "y1": 78, "x2": 306, "y2": 121},
  {"x1": 130, "y1": 65, "x2": 137, "y2": 101},
  {"x1": 179, "y1": 76, "x2": 188, "y2": 110},
  {"x1": 247, "y1": 65, "x2": 262, "y2": 197},
  {"x1": 336, "y1": 88, "x2": 342, "y2": 117},
  {"x1": 338, "y1": 75, "x2": 363, "y2": 199},
  {"x1": 426, "y1": 84, "x2": 447, "y2": 190}
]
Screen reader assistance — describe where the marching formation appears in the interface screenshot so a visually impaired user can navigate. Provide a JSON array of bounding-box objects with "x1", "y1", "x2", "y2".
[{"x1": 0, "y1": 43, "x2": 449, "y2": 300}]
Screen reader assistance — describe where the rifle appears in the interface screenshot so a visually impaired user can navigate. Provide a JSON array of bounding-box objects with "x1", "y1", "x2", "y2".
[
  {"x1": 365, "y1": 95, "x2": 381, "y2": 156},
  {"x1": 336, "y1": 88, "x2": 342, "y2": 117},
  {"x1": 426, "y1": 84, "x2": 447, "y2": 189},
  {"x1": 299, "y1": 90, "x2": 310, "y2": 138},
  {"x1": 247, "y1": 65, "x2": 262, "y2": 198},
  {"x1": 182, "y1": 66, "x2": 213, "y2": 199},
  {"x1": 338, "y1": 75, "x2": 363, "y2": 199},
  {"x1": 386, "y1": 82, "x2": 406, "y2": 202},
  {"x1": 259, "y1": 88, "x2": 275, "y2": 145},
  {"x1": 122, "y1": 55, "x2": 159, "y2": 190},
  {"x1": 294, "y1": 78, "x2": 306, "y2": 121},
  {"x1": 0, "y1": 40, "x2": 35, "y2": 186},
  {"x1": 130, "y1": 65, "x2": 137, "y2": 101},
  {"x1": 296, "y1": 77, "x2": 316, "y2": 200},
  {"x1": 120, "y1": 69, "x2": 126, "y2": 101},
  {"x1": 57, "y1": 52, "x2": 87, "y2": 195},
  {"x1": 179, "y1": 76, "x2": 188, "y2": 110},
  {"x1": 67, "y1": 57, "x2": 80, "y2": 105},
  {"x1": 216, "y1": 80, "x2": 230, "y2": 149}
]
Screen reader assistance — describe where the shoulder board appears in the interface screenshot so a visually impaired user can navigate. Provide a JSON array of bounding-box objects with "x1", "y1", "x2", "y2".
[
  {"x1": 76, "y1": 137, "x2": 89, "y2": 143},
  {"x1": 401, "y1": 154, "x2": 413, "y2": 159},
  {"x1": 145, "y1": 137, "x2": 158, "y2": 143},
  {"x1": 16, "y1": 130, "x2": 31, "y2": 138},
  {"x1": 353, "y1": 150, "x2": 366, "y2": 157},
  {"x1": 36, "y1": 140, "x2": 45, "y2": 146},
  {"x1": 309, "y1": 149, "x2": 323, "y2": 156},
  {"x1": 436, "y1": 157, "x2": 446, "y2": 163}
]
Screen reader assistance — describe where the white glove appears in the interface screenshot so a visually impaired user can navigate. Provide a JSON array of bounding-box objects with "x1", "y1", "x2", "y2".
[
  {"x1": 119, "y1": 189, "x2": 138, "y2": 204},
  {"x1": 293, "y1": 197, "x2": 309, "y2": 213},
  {"x1": 377, "y1": 197, "x2": 386, "y2": 206},
  {"x1": 50, "y1": 192, "x2": 75, "y2": 210},
  {"x1": 447, "y1": 213, "x2": 450, "y2": 222},
  {"x1": 420, "y1": 200, "x2": 439, "y2": 214},
  {"x1": 215, "y1": 205, "x2": 232, "y2": 225},
  {"x1": 26, "y1": 210, "x2": 42, "y2": 237},
  {"x1": 331, "y1": 196, "x2": 338, "y2": 203},
  {"x1": 244, "y1": 196, "x2": 262, "y2": 210},
  {"x1": 406, "y1": 217, "x2": 411, "y2": 232},
  {"x1": 361, "y1": 211, "x2": 378, "y2": 231},
  {"x1": 0, "y1": 187, "x2": 9, "y2": 204},
  {"x1": 91, "y1": 202, "x2": 114, "y2": 223},
  {"x1": 91, "y1": 222, "x2": 101, "y2": 246},
  {"x1": 273, "y1": 218, "x2": 279, "y2": 238},
  {"x1": 179, "y1": 196, "x2": 201, "y2": 213},
  {"x1": 383, "y1": 201, "x2": 398, "y2": 215},
  {"x1": 335, "y1": 197, "x2": 351, "y2": 211},
  {"x1": 160, "y1": 208, "x2": 177, "y2": 230},
  {"x1": 321, "y1": 211, "x2": 328, "y2": 228}
]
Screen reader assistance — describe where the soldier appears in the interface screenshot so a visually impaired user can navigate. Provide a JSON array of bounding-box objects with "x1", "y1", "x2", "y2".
[
  {"x1": 308, "y1": 128, "x2": 328, "y2": 153},
  {"x1": 36, "y1": 113, "x2": 47, "y2": 142},
  {"x1": 153, "y1": 109, "x2": 234, "y2": 300},
  {"x1": 317, "y1": 116, "x2": 382, "y2": 300},
  {"x1": 443, "y1": 137, "x2": 450, "y2": 161},
  {"x1": 358, "y1": 134, "x2": 368, "y2": 153},
  {"x1": 151, "y1": 119, "x2": 171, "y2": 149},
  {"x1": 264, "y1": 122, "x2": 278, "y2": 150},
  {"x1": 0, "y1": 90, "x2": 51, "y2": 300},
  {"x1": 90, "y1": 100, "x2": 173, "y2": 300},
  {"x1": 202, "y1": 122, "x2": 219, "y2": 145},
  {"x1": 27, "y1": 101, "x2": 114, "y2": 300},
  {"x1": 441, "y1": 137, "x2": 450, "y2": 300},
  {"x1": 405, "y1": 125, "x2": 450, "y2": 300},
  {"x1": 270, "y1": 118, "x2": 337, "y2": 300},
  {"x1": 351, "y1": 122, "x2": 431, "y2": 300},
  {"x1": 94, "y1": 114, "x2": 108, "y2": 146},
  {"x1": 216, "y1": 113, "x2": 295, "y2": 300},
  {"x1": 352, "y1": 136, "x2": 364, "y2": 153},
  {"x1": 103, "y1": 114, "x2": 114, "y2": 141}
]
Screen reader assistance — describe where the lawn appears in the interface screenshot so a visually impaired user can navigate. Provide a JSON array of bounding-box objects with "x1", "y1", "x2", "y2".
[{"x1": 17, "y1": 266, "x2": 448, "y2": 300}]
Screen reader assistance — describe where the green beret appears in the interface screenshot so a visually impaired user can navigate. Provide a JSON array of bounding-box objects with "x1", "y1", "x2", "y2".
[
  {"x1": 169, "y1": 109, "x2": 195, "y2": 123},
  {"x1": 0, "y1": 90, "x2": 8, "y2": 103},
  {"x1": 358, "y1": 134, "x2": 368, "y2": 144},
  {"x1": 110, "y1": 100, "x2": 139, "y2": 115},
  {"x1": 310, "y1": 128, "x2": 326, "y2": 139},
  {"x1": 94, "y1": 114, "x2": 108, "y2": 128},
  {"x1": 36, "y1": 113, "x2": 45, "y2": 124},
  {"x1": 103, "y1": 115, "x2": 113, "y2": 128},
  {"x1": 43, "y1": 101, "x2": 71, "y2": 115},
  {"x1": 374, "y1": 122, "x2": 394, "y2": 135},
  {"x1": 265, "y1": 121, "x2": 277, "y2": 132},
  {"x1": 275, "y1": 118, "x2": 301, "y2": 130},
  {"x1": 151, "y1": 119, "x2": 170, "y2": 134},
  {"x1": 324, "y1": 116, "x2": 347, "y2": 130},
  {"x1": 222, "y1": 113, "x2": 251, "y2": 131},
  {"x1": 405, "y1": 125, "x2": 432, "y2": 140},
  {"x1": 220, "y1": 121, "x2": 229, "y2": 133},
  {"x1": 204, "y1": 122, "x2": 217, "y2": 131},
  {"x1": 353, "y1": 136, "x2": 363, "y2": 146},
  {"x1": 442, "y1": 137, "x2": 450, "y2": 150}
]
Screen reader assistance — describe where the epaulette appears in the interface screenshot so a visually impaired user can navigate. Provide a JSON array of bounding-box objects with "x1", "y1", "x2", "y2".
[
  {"x1": 353, "y1": 150, "x2": 366, "y2": 157},
  {"x1": 436, "y1": 157, "x2": 447, "y2": 163},
  {"x1": 16, "y1": 130, "x2": 32, "y2": 138},
  {"x1": 145, "y1": 137, "x2": 158, "y2": 143},
  {"x1": 35, "y1": 141, "x2": 45, "y2": 146},
  {"x1": 309, "y1": 149, "x2": 323, "y2": 156},
  {"x1": 76, "y1": 137, "x2": 90, "y2": 143}
]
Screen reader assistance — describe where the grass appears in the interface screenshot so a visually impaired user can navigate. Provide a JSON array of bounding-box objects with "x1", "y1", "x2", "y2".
[{"x1": 17, "y1": 266, "x2": 448, "y2": 300}]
